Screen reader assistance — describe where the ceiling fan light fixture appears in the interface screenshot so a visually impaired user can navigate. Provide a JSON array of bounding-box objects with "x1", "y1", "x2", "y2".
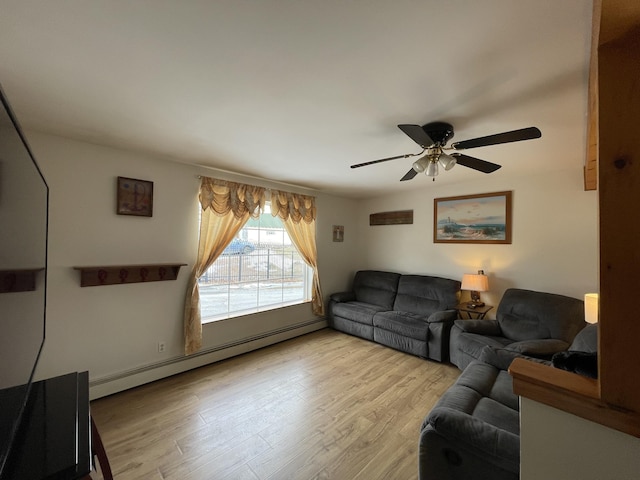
[
  {"x1": 438, "y1": 153, "x2": 457, "y2": 171},
  {"x1": 412, "y1": 156, "x2": 431, "y2": 173},
  {"x1": 425, "y1": 160, "x2": 439, "y2": 177},
  {"x1": 352, "y1": 121, "x2": 541, "y2": 183}
]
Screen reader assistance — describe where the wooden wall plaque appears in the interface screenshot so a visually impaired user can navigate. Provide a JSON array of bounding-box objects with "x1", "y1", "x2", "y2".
[{"x1": 369, "y1": 210, "x2": 413, "y2": 226}]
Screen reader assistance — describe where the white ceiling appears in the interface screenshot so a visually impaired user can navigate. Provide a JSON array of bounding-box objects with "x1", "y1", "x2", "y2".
[{"x1": 0, "y1": 0, "x2": 593, "y2": 198}]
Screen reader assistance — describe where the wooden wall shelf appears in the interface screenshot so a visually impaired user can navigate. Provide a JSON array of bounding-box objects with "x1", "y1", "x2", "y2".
[
  {"x1": 0, "y1": 268, "x2": 44, "y2": 293},
  {"x1": 73, "y1": 263, "x2": 187, "y2": 287}
]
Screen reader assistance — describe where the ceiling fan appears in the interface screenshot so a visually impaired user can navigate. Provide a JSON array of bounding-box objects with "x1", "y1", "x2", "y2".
[{"x1": 351, "y1": 121, "x2": 541, "y2": 181}]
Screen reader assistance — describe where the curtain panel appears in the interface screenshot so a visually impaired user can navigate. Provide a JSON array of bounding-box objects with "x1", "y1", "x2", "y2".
[
  {"x1": 270, "y1": 190, "x2": 324, "y2": 316},
  {"x1": 183, "y1": 178, "x2": 266, "y2": 355}
]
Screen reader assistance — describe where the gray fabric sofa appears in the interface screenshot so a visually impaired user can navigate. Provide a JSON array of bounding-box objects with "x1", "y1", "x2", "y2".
[
  {"x1": 449, "y1": 288, "x2": 585, "y2": 370},
  {"x1": 419, "y1": 359, "x2": 520, "y2": 480},
  {"x1": 328, "y1": 270, "x2": 460, "y2": 361},
  {"x1": 419, "y1": 323, "x2": 597, "y2": 480}
]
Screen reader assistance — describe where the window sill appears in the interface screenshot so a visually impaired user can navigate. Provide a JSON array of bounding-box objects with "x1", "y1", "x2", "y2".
[
  {"x1": 509, "y1": 358, "x2": 640, "y2": 438},
  {"x1": 202, "y1": 300, "x2": 311, "y2": 324}
]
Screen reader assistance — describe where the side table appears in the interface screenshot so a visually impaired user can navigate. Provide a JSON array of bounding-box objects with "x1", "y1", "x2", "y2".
[{"x1": 455, "y1": 303, "x2": 493, "y2": 320}]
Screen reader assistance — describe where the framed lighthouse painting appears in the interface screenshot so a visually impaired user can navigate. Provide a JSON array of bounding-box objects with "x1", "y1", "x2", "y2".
[{"x1": 434, "y1": 191, "x2": 512, "y2": 244}]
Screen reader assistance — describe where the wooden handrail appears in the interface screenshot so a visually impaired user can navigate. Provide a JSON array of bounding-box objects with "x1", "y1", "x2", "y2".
[{"x1": 509, "y1": 358, "x2": 640, "y2": 438}]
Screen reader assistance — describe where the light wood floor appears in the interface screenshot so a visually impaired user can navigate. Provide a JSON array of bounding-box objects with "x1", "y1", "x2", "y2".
[{"x1": 90, "y1": 328, "x2": 460, "y2": 480}]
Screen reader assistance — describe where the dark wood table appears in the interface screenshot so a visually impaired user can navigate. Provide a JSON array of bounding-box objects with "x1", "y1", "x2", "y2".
[
  {"x1": 455, "y1": 303, "x2": 494, "y2": 320},
  {"x1": 2, "y1": 372, "x2": 112, "y2": 480}
]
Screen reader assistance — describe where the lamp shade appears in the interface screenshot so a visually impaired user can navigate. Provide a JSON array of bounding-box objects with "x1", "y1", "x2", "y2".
[
  {"x1": 412, "y1": 156, "x2": 430, "y2": 173},
  {"x1": 584, "y1": 293, "x2": 599, "y2": 324},
  {"x1": 425, "y1": 161, "x2": 439, "y2": 177},
  {"x1": 461, "y1": 273, "x2": 489, "y2": 292},
  {"x1": 438, "y1": 153, "x2": 457, "y2": 171}
]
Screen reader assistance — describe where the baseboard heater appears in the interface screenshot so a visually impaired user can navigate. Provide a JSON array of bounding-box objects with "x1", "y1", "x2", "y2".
[{"x1": 90, "y1": 318, "x2": 326, "y2": 388}]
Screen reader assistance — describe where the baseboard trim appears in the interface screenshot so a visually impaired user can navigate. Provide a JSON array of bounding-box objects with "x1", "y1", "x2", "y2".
[{"x1": 89, "y1": 317, "x2": 327, "y2": 399}]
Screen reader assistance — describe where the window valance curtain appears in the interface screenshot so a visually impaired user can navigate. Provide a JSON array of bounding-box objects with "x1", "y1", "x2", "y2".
[
  {"x1": 270, "y1": 189, "x2": 316, "y2": 224},
  {"x1": 183, "y1": 178, "x2": 323, "y2": 355},
  {"x1": 199, "y1": 177, "x2": 265, "y2": 219}
]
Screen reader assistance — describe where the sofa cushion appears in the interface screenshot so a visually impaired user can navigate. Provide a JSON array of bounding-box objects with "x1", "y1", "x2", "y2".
[
  {"x1": 454, "y1": 332, "x2": 512, "y2": 362},
  {"x1": 504, "y1": 338, "x2": 570, "y2": 357},
  {"x1": 499, "y1": 312, "x2": 546, "y2": 341},
  {"x1": 353, "y1": 270, "x2": 400, "y2": 309},
  {"x1": 331, "y1": 301, "x2": 387, "y2": 325},
  {"x1": 478, "y1": 345, "x2": 552, "y2": 371},
  {"x1": 453, "y1": 361, "x2": 519, "y2": 414},
  {"x1": 373, "y1": 311, "x2": 430, "y2": 340},
  {"x1": 487, "y1": 370, "x2": 520, "y2": 412},
  {"x1": 392, "y1": 275, "x2": 460, "y2": 316},
  {"x1": 497, "y1": 288, "x2": 585, "y2": 343}
]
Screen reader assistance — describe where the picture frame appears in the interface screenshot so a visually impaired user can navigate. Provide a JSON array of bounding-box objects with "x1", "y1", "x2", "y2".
[
  {"x1": 332, "y1": 225, "x2": 344, "y2": 242},
  {"x1": 117, "y1": 176, "x2": 153, "y2": 217},
  {"x1": 434, "y1": 191, "x2": 512, "y2": 244}
]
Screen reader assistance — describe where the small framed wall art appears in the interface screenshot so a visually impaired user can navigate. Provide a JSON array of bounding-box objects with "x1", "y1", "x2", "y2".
[
  {"x1": 332, "y1": 225, "x2": 344, "y2": 242},
  {"x1": 434, "y1": 191, "x2": 512, "y2": 244},
  {"x1": 117, "y1": 176, "x2": 154, "y2": 217}
]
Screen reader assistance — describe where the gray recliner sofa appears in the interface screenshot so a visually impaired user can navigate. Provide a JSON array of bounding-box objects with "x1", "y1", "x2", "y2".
[
  {"x1": 419, "y1": 323, "x2": 597, "y2": 480},
  {"x1": 449, "y1": 288, "x2": 585, "y2": 370},
  {"x1": 328, "y1": 270, "x2": 460, "y2": 361},
  {"x1": 419, "y1": 358, "x2": 520, "y2": 480}
]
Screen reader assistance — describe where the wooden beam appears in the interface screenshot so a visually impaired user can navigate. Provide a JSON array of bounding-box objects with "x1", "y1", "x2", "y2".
[
  {"x1": 584, "y1": 0, "x2": 600, "y2": 191},
  {"x1": 598, "y1": 24, "x2": 640, "y2": 411}
]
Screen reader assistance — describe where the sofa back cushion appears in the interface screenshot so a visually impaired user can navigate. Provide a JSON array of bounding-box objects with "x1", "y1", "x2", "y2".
[
  {"x1": 497, "y1": 288, "x2": 585, "y2": 342},
  {"x1": 393, "y1": 275, "x2": 460, "y2": 316},
  {"x1": 353, "y1": 270, "x2": 401, "y2": 309}
]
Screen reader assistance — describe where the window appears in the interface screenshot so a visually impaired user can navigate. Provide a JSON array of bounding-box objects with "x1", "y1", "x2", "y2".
[{"x1": 198, "y1": 203, "x2": 312, "y2": 322}]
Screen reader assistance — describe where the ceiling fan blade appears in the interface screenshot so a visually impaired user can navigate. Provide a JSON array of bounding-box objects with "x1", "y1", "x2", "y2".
[
  {"x1": 400, "y1": 168, "x2": 418, "y2": 181},
  {"x1": 451, "y1": 153, "x2": 502, "y2": 173},
  {"x1": 398, "y1": 124, "x2": 435, "y2": 148},
  {"x1": 350, "y1": 150, "x2": 424, "y2": 169},
  {"x1": 451, "y1": 127, "x2": 541, "y2": 150}
]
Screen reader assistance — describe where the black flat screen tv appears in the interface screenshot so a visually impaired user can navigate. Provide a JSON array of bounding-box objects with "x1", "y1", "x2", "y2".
[{"x1": 0, "y1": 84, "x2": 49, "y2": 478}]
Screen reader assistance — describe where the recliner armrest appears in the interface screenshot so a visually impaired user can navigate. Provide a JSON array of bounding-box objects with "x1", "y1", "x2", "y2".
[
  {"x1": 504, "y1": 338, "x2": 570, "y2": 358},
  {"x1": 427, "y1": 406, "x2": 520, "y2": 472},
  {"x1": 454, "y1": 319, "x2": 502, "y2": 335},
  {"x1": 426, "y1": 309, "x2": 458, "y2": 323},
  {"x1": 329, "y1": 291, "x2": 356, "y2": 303}
]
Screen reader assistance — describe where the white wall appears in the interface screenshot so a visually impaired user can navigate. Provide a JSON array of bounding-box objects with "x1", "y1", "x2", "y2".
[
  {"x1": 26, "y1": 130, "x2": 631, "y2": 477},
  {"x1": 520, "y1": 398, "x2": 640, "y2": 480},
  {"x1": 27, "y1": 131, "x2": 361, "y2": 398},
  {"x1": 354, "y1": 169, "x2": 598, "y2": 311}
]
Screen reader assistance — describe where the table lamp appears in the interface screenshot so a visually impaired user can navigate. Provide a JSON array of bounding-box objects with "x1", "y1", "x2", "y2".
[
  {"x1": 461, "y1": 270, "x2": 489, "y2": 308},
  {"x1": 584, "y1": 293, "x2": 599, "y2": 324}
]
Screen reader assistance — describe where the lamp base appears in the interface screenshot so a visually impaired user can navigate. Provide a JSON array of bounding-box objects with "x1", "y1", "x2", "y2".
[{"x1": 468, "y1": 290, "x2": 484, "y2": 308}]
